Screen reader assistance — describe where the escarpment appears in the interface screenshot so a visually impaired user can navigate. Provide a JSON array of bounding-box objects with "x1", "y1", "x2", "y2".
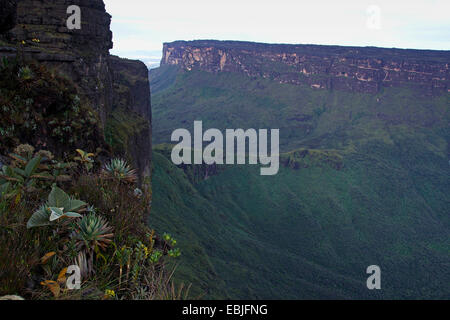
[
  {"x1": 162, "y1": 40, "x2": 449, "y2": 95},
  {"x1": 0, "y1": 0, "x2": 152, "y2": 181}
]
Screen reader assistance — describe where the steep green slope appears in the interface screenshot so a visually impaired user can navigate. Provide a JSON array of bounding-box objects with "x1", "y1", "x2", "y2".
[
  {"x1": 149, "y1": 65, "x2": 179, "y2": 95},
  {"x1": 149, "y1": 151, "x2": 231, "y2": 299},
  {"x1": 151, "y1": 67, "x2": 449, "y2": 153},
  {"x1": 149, "y1": 66, "x2": 450, "y2": 299},
  {"x1": 152, "y1": 148, "x2": 449, "y2": 299}
]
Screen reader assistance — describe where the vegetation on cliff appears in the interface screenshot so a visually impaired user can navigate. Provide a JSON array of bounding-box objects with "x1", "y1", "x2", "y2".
[
  {"x1": 0, "y1": 0, "x2": 153, "y2": 183},
  {"x1": 0, "y1": 57, "x2": 103, "y2": 155},
  {"x1": 150, "y1": 62, "x2": 449, "y2": 299},
  {"x1": 0, "y1": 57, "x2": 183, "y2": 300},
  {"x1": 0, "y1": 0, "x2": 161, "y2": 300},
  {"x1": 0, "y1": 143, "x2": 186, "y2": 299}
]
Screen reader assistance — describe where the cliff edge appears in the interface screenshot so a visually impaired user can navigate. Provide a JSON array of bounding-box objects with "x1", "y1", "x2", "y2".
[
  {"x1": 162, "y1": 40, "x2": 449, "y2": 95},
  {"x1": 0, "y1": 0, "x2": 152, "y2": 181}
]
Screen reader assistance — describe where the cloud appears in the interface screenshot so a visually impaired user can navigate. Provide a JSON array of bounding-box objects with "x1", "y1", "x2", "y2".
[{"x1": 104, "y1": 0, "x2": 450, "y2": 66}]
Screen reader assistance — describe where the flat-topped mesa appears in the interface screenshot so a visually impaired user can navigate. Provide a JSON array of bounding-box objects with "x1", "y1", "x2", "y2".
[{"x1": 162, "y1": 40, "x2": 450, "y2": 95}]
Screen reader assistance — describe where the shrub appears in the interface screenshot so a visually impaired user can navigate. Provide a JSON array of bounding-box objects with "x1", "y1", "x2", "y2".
[
  {"x1": 26, "y1": 185, "x2": 85, "y2": 228},
  {"x1": 0, "y1": 147, "x2": 74, "y2": 203},
  {"x1": 0, "y1": 145, "x2": 184, "y2": 300},
  {"x1": 73, "y1": 149, "x2": 95, "y2": 173},
  {"x1": 0, "y1": 59, "x2": 105, "y2": 155},
  {"x1": 102, "y1": 158, "x2": 137, "y2": 184},
  {"x1": 71, "y1": 213, "x2": 113, "y2": 276}
]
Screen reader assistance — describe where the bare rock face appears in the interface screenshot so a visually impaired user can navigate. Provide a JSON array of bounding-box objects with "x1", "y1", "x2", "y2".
[
  {"x1": 0, "y1": 0, "x2": 152, "y2": 182},
  {"x1": 8, "y1": 0, "x2": 112, "y2": 53},
  {"x1": 162, "y1": 40, "x2": 450, "y2": 96},
  {"x1": 0, "y1": 0, "x2": 17, "y2": 33},
  {"x1": 5, "y1": 0, "x2": 114, "y2": 123},
  {"x1": 108, "y1": 56, "x2": 153, "y2": 180}
]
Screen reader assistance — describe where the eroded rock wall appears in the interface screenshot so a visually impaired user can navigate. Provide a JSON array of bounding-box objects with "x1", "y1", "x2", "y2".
[
  {"x1": 0, "y1": 0, "x2": 152, "y2": 181},
  {"x1": 162, "y1": 40, "x2": 449, "y2": 95}
]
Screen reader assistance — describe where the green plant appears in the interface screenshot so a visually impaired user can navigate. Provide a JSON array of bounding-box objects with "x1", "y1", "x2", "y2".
[
  {"x1": 27, "y1": 185, "x2": 85, "y2": 228},
  {"x1": 168, "y1": 248, "x2": 181, "y2": 258},
  {"x1": 0, "y1": 61, "x2": 105, "y2": 153},
  {"x1": 0, "y1": 155, "x2": 53, "y2": 200},
  {"x1": 102, "y1": 158, "x2": 137, "y2": 184},
  {"x1": 114, "y1": 245, "x2": 132, "y2": 289},
  {"x1": 0, "y1": 182, "x2": 11, "y2": 200},
  {"x1": 45, "y1": 161, "x2": 73, "y2": 184},
  {"x1": 0, "y1": 56, "x2": 9, "y2": 70},
  {"x1": 72, "y1": 213, "x2": 114, "y2": 253},
  {"x1": 34, "y1": 150, "x2": 54, "y2": 162},
  {"x1": 71, "y1": 212, "x2": 113, "y2": 277},
  {"x1": 74, "y1": 149, "x2": 95, "y2": 172},
  {"x1": 13, "y1": 144, "x2": 35, "y2": 160},
  {"x1": 1, "y1": 147, "x2": 75, "y2": 197},
  {"x1": 17, "y1": 66, "x2": 33, "y2": 81},
  {"x1": 0, "y1": 142, "x2": 180, "y2": 300},
  {"x1": 149, "y1": 250, "x2": 163, "y2": 264},
  {"x1": 163, "y1": 233, "x2": 178, "y2": 247}
]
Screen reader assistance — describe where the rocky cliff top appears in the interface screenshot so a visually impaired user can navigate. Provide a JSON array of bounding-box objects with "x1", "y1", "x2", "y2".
[
  {"x1": 162, "y1": 40, "x2": 449, "y2": 95},
  {"x1": 2, "y1": 0, "x2": 112, "y2": 59}
]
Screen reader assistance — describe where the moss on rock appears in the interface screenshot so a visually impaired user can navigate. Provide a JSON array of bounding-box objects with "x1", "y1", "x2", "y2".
[{"x1": 0, "y1": 58, "x2": 105, "y2": 156}]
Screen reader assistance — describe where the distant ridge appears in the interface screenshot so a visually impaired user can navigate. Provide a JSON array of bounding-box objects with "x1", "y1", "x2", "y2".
[{"x1": 161, "y1": 40, "x2": 449, "y2": 95}]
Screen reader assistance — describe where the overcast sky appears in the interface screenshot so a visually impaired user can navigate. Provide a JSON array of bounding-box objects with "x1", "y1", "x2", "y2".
[{"x1": 103, "y1": 0, "x2": 450, "y2": 68}]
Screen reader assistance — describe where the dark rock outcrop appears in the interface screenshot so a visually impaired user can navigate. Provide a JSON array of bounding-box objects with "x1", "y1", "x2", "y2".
[
  {"x1": 108, "y1": 56, "x2": 152, "y2": 180},
  {"x1": 4, "y1": 0, "x2": 114, "y2": 125},
  {"x1": 162, "y1": 40, "x2": 449, "y2": 95},
  {"x1": 0, "y1": 0, "x2": 152, "y2": 182},
  {"x1": 0, "y1": 0, "x2": 17, "y2": 33}
]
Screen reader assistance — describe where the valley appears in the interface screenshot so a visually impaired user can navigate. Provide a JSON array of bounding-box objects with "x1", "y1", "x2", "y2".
[{"x1": 148, "y1": 41, "x2": 449, "y2": 299}]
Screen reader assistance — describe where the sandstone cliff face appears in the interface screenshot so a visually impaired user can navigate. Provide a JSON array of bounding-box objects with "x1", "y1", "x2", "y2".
[
  {"x1": 162, "y1": 40, "x2": 449, "y2": 95},
  {"x1": 0, "y1": 0, "x2": 152, "y2": 182}
]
